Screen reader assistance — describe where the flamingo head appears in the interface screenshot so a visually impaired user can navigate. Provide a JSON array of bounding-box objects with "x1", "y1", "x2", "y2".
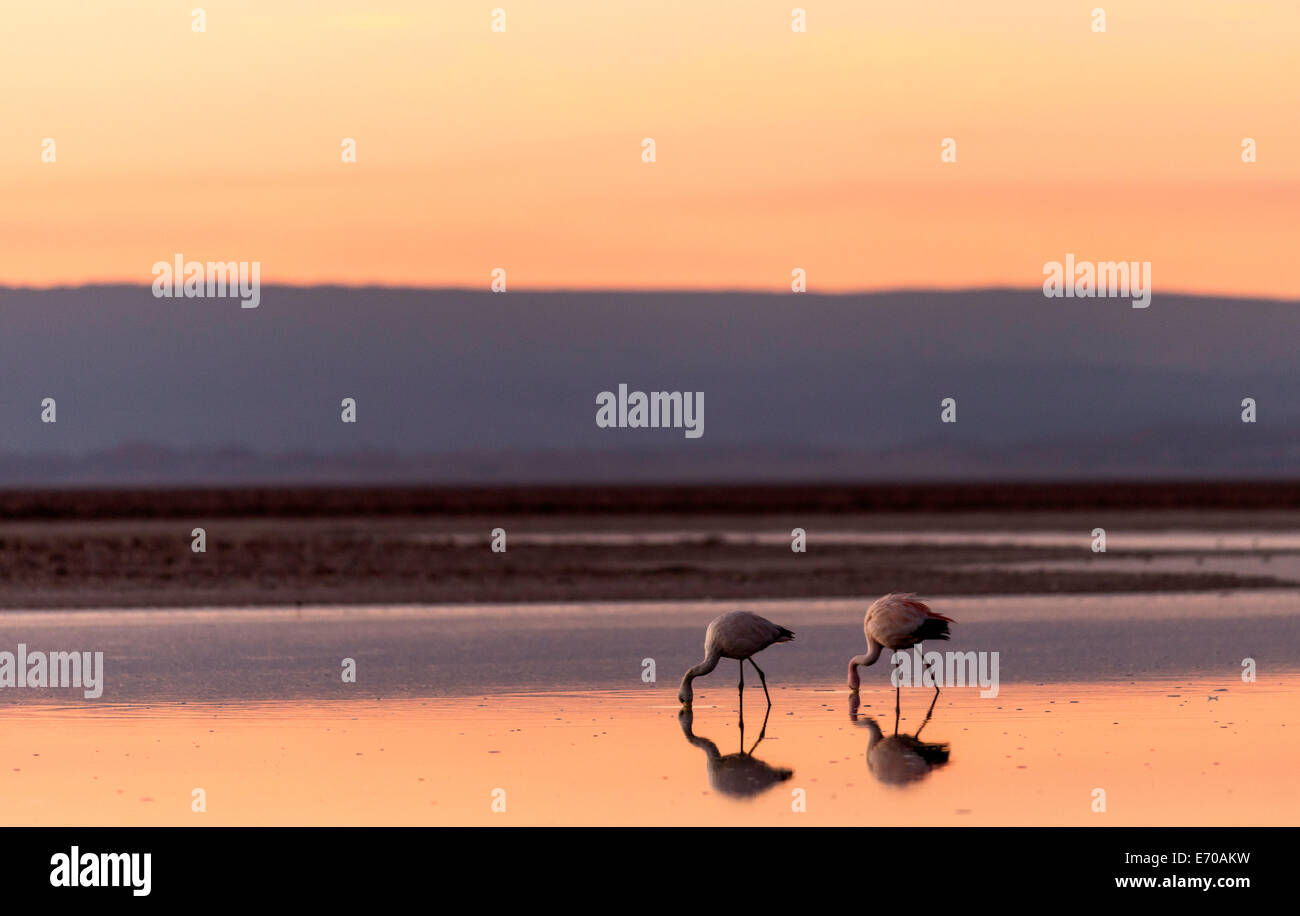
[
  {"x1": 847, "y1": 658, "x2": 863, "y2": 692},
  {"x1": 678, "y1": 680, "x2": 693, "y2": 708},
  {"x1": 847, "y1": 652, "x2": 876, "y2": 691}
]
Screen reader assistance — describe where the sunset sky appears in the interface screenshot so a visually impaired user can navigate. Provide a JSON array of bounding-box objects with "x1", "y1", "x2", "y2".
[{"x1": 2, "y1": 1, "x2": 1297, "y2": 296}]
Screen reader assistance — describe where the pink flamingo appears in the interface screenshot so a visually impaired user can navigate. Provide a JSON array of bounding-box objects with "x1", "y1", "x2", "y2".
[
  {"x1": 678, "y1": 611, "x2": 795, "y2": 710},
  {"x1": 847, "y1": 593, "x2": 954, "y2": 710}
]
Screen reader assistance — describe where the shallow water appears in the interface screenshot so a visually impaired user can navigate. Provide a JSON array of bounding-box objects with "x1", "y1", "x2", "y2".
[
  {"x1": 3, "y1": 677, "x2": 1296, "y2": 826},
  {"x1": 419, "y1": 530, "x2": 1300, "y2": 551},
  {"x1": 2, "y1": 591, "x2": 1299, "y2": 701},
  {"x1": 963, "y1": 554, "x2": 1300, "y2": 580}
]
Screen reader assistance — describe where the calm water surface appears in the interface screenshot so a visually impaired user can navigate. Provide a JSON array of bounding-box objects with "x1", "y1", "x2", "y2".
[{"x1": 3, "y1": 677, "x2": 1295, "y2": 826}]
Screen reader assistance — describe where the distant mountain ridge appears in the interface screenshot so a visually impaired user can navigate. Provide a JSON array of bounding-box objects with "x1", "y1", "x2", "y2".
[{"x1": 0, "y1": 287, "x2": 1295, "y2": 484}]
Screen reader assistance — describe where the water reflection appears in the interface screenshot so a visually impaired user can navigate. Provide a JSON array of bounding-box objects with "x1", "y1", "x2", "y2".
[
  {"x1": 678, "y1": 705, "x2": 793, "y2": 799},
  {"x1": 849, "y1": 692, "x2": 951, "y2": 786}
]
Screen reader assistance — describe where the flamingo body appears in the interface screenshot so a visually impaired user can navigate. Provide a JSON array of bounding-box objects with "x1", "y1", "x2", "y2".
[
  {"x1": 848, "y1": 593, "x2": 953, "y2": 691},
  {"x1": 705, "y1": 610, "x2": 793, "y2": 660},
  {"x1": 678, "y1": 611, "x2": 794, "y2": 707}
]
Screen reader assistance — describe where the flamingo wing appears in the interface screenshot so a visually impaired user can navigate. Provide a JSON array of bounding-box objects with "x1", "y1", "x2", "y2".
[
  {"x1": 866, "y1": 593, "x2": 953, "y2": 648},
  {"x1": 708, "y1": 611, "x2": 795, "y2": 658}
]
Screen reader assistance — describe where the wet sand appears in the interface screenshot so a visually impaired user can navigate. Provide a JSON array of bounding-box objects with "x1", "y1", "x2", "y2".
[
  {"x1": 2, "y1": 514, "x2": 1296, "y2": 609},
  {"x1": 3, "y1": 678, "x2": 1295, "y2": 826}
]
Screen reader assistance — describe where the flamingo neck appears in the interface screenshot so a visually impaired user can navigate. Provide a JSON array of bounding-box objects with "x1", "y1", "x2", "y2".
[
  {"x1": 848, "y1": 641, "x2": 884, "y2": 689},
  {"x1": 679, "y1": 652, "x2": 720, "y2": 703}
]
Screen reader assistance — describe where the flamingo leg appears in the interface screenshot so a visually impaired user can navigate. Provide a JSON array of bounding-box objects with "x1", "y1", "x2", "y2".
[
  {"x1": 894, "y1": 684, "x2": 901, "y2": 733},
  {"x1": 748, "y1": 658, "x2": 772, "y2": 707},
  {"x1": 737, "y1": 660, "x2": 745, "y2": 731},
  {"x1": 749, "y1": 702, "x2": 772, "y2": 754},
  {"x1": 915, "y1": 687, "x2": 940, "y2": 738},
  {"x1": 925, "y1": 659, "x2": 942, "y2": 700}
]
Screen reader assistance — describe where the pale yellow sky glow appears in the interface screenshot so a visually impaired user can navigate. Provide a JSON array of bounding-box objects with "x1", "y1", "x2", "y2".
[{"x1": 2, "y1": 1, "x2": 1297, "y2": 295}]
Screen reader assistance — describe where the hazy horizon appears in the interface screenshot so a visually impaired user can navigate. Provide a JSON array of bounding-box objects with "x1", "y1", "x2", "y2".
[
  {"x1": 4, "y1": 281, "x2": 1299, "y2": 301},
  {"x1": 2, "y1": 285, "x2": 1295, "y2": 486}
]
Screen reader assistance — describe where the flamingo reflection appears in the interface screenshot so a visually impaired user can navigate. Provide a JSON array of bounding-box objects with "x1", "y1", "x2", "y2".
[
  {"x1": 678, "y1": 704, "x2": 793, "y2": 799},
  {"x1": 849, "y1": 690, "x2": 950, "y2": 785}
]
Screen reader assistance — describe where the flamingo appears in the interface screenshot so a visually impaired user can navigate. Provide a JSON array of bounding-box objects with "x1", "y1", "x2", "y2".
[
  {"x1": 847, "y1": 593, "x2": 953, "y2": 710},
  {"x1": 678, "y1": 610, "x2": 795, "y2": 710}
]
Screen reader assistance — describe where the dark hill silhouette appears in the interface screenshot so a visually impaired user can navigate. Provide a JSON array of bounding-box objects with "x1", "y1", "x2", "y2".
[{"x1": 0, "y1": 286, "x2": 1294, "y2": 484}]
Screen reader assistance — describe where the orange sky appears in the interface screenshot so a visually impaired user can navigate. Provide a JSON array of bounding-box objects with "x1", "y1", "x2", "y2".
[{"x1": 2, "y1": 1, "x2": 1297, "y2": 296}]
